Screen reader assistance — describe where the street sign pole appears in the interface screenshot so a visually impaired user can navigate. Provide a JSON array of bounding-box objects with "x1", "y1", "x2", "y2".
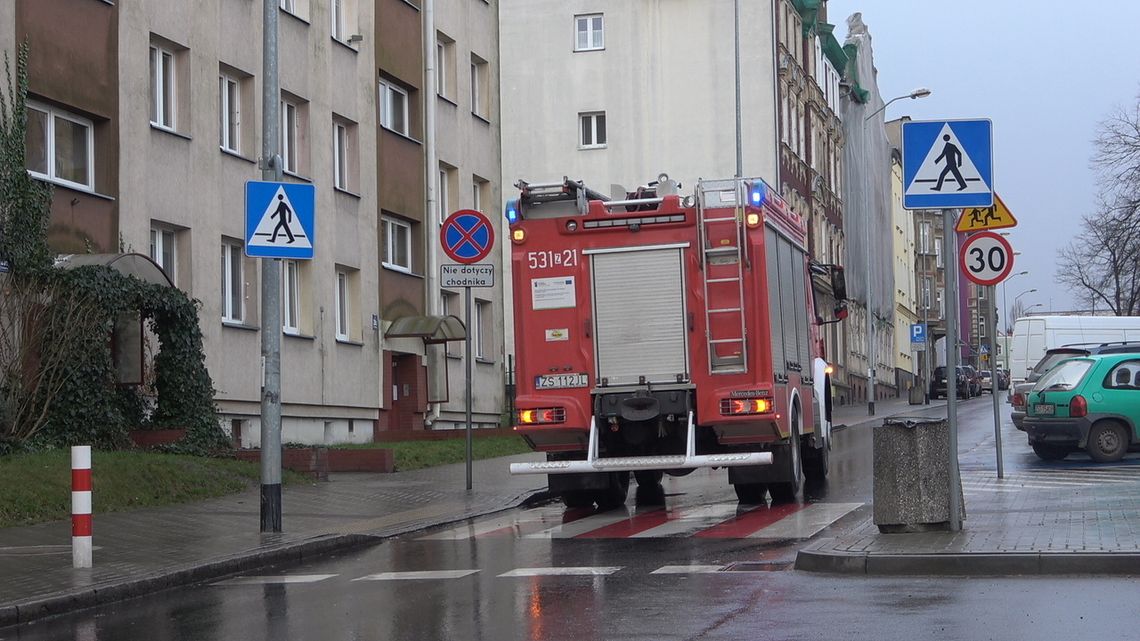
[
  {"x1": 465, "y1": 285, "x2": 474, "y2": 491},
  {"x1": 943, "y1": 209, "x2": 962, "y2": 532},
  {"x1": 259, "y1": 0, "x2": 283, "y2": 534},
  {"x1": 990, "y1": 285, "x2": 1004, "y2": 479}
]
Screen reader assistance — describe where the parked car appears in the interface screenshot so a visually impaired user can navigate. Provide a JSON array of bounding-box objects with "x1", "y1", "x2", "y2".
[
  {"x1": 1023, "y1": 353, "x2": 1140, "y2": 462},
  {"x1": 995, "y1": 367, "x2": 1010, "y2": 390},
  {"x1": 979, "y1": 369, "x2": 993, "y2": 394},
  {"x1": 1012, "y1": 342, "x2": 1140, "y2": 430},
  {"x1": 962, "y1": 365, "x2": 981, "y2": 398},
  {"x1": 930, "y1": 365, "x2": 969, "y2": 399}
]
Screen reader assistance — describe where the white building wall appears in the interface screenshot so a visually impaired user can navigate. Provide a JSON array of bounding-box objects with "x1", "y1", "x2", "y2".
[
  {"x1": 433, "y1": 0, "x2": 505, "y2": 429},
  {"x1": 117, "y1": 0, "x2": 383, "y2": 445},
  {"x1": 499, "y1": 0, "x2": 778, "y2": 355},
  {"x1": 891, "y1": 156, "x2": 917, "y2": 375}
]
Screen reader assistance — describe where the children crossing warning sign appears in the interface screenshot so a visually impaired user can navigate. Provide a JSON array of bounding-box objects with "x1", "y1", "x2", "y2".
[
  {"x1": 902, "y1": 119, "x2": 993, "y2": 210},
  {"x1": 245, "y1": 182, "x2": 316, "y2": 259},
  {"x1": 956, "y1": 193, "x2": 1018, "y2": 233}
]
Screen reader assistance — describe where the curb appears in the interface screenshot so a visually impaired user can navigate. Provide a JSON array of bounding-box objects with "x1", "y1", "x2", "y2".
[
  {"x1": 795, "y1": 548, "x2": 1140, "y2": 576},
  {"x1": 0, "y1": 486, "x2": 547, "y2": 629}
]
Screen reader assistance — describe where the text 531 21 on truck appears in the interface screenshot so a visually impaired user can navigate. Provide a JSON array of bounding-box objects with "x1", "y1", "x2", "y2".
[{"x1": 505, "y1": 174, "x2": 848, "y2": 508}]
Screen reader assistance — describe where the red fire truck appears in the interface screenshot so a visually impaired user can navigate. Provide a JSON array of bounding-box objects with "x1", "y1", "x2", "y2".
[{"x1": 505, "y1": 175, "x2": 847, "y2": 508}]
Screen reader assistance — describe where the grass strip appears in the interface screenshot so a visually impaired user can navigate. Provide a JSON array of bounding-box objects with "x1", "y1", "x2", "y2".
[{"x1": 336, "y1": 435, "x2": 533, "y2": 471}]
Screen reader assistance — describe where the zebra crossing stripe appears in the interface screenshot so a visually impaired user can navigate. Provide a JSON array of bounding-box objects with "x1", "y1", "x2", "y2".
[
  {"x1": 651, "y1": 565, "x2": 726, "y2": 574},
  {"x1": 574, "y1": 508, "x2": 673, "y2": 539},
  {"x1": 630, "y1": 504, "x2": 744, "y2": 538},
  {"x1": 498, "y1": 567, "x2": 622, "y2": 577},
  {"x1": 694, "y1": 502, "x2": 807, "y2": 539},
  {"x1": 214, "y1": 574, "x2": 337, "y2": 585},
  {"x1": 353, "y1": 570, "x2": 479, "y2": 581},
  {"x1": 747, "y1": 503, "x2": 862, "y2": 539},
  {"x1": 524, "y1": 510, "x2": 648, "y2": 539}
]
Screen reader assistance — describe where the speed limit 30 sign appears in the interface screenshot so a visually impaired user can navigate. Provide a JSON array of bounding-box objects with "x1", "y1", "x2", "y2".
[{"x1": 959, "y1": 230, "x2": 1014, "y2": 286}]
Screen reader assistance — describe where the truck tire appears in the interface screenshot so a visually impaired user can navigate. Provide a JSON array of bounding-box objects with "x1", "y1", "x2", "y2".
[
  {"x1": 634, "y1": 470, "x2": 664, "y2": 486},
  {"x1": 769, "y1": 410, "x2": 803, "y2": 504},
  {"x1": 561, "y1": 491, "x2": 596, "y2": 509},
  {"x1": 593, "y1": 472, "x2": 630, "y2": 511},
  {"x1": 803, "y1": 434, "x2": 829, "y2": 481},
  {"x1": 733, "y1": 483, "x2": 768, "y2": 504}
]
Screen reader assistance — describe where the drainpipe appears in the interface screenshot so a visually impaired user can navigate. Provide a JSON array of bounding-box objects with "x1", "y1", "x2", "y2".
[{"x1": 423, "y1": 0, "x2": 442, "y2": 427}]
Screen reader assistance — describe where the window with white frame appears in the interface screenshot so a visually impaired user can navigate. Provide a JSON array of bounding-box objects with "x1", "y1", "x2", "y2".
[
  {"x1": 150, "y1": 226, "x2": 177, "y2": 284},
  {"x1": 472, "y1": 177, "x2": 488, "y2": 212},
  {"x1": 438, "y1": 164, "x2": 454, "y2": 224},
  {"x1": 279, "y1": 0, "x2": 295, "y2": 13},
  {"x1": 979, "y1": 316, "x2": 987, "y2": 338},
  {"x1": 281, "y1": 98, "x2": 298, "y2": 174},
  {"x1": 922, "y1": 277, "x2": 932, "y2": 310},
  {"x1": 436, "y1": 34, "x2": 454, "y2": 99},
  {"x1": 282, "y1": 259, "x2": 300, "y2": 333},
  {"x1": 335, "y1": 269, "x2": 350, "y2": 340},
  {"x1": 219, "y1": 73, "x2": 240, "y2": 153},
  {"x1": 331, "y1": 0, "x2": 345, "y2": 41},
  {"x1": 937, "y1": 288, "x2": 946, "y2": 319},
  {"x1": 919, "y1": 221, "x2": 931, "y2": 254},
  {"x1": 474, "y1": 299, "x2": 490, "y2": 359},
  {"x1": 574, "y1": 14, "x2": 603, "y2": 51},
  {"x1": 150, "y1": 43, "x2": 176, "y2": 130},
  {"x1": 935, "y1": 238, "x2": 944, "y2": 268},
  {"x1": 441, "y1": 290, "x2": 460, "y2": 356},
  {"x1": 579, "y1": 111, "x2": 606, "y2": 148},
  {"x1": 334, "y1": 121, "x2": 349, "y2": 190},
  {"x1": 379, "y1": 79, "x2": 409, "y2": 136},
  {"x1": 221, "y1": 240, "x2": 244, "y2": 322},
  {"x1": 470, "y1": 54, "x2": 488, "y2": 118},
  {"x1": 382, "y1": 216, "x2": 412, "y2": 272},
  {"x1": 25, "y1": 102, "x2": 94, "y2": 190}
]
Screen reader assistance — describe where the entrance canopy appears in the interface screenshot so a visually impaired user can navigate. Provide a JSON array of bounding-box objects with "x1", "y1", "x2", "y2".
[
  {"x1": 384, "y1": 315, "x2": 466, "y2": 344},
  {"x1": 56, "y1": 253, "x2": 174, "y2": 287}
]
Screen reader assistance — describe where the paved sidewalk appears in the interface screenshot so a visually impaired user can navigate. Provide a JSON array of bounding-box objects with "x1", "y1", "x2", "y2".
[
  {"x1": 0, "y1": 452, "x2": 546, "y2": 627},
  {"x1": 831, "y1": 394, "x2": 945, "y2": 431},
  {"x1": 799, "y1": 395, "x2": 1140, "y2": 575}
]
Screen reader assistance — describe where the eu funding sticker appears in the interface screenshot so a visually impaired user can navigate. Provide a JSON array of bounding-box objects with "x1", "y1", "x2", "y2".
[
  {"x1": 531, "y1": 276, "x2": 576, "y2": 310},
  {"x1": 441, "y1": 264, "x2": 494, "y2": 288}
]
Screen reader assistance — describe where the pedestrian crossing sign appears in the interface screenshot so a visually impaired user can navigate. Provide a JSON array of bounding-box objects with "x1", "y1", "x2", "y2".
[
  {"x1": 902, "y1": 119, "x2": 993, "y2": 210},
  {"x1": 245, "y1": 181, "x2": 316, "y2": 259}
]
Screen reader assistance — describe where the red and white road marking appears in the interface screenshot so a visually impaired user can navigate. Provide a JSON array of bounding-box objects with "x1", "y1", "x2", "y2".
[{"x1": 420, "y1": 501, "x2": 861, "y2": 541}]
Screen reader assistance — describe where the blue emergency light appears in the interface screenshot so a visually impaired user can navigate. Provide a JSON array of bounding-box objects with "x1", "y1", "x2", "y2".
[
  {"x1": 749, "y1": 182, "x2": 766, "y2": 207},
  {"x1": 505, "y1": 199, "x2": 520, "y2": 225}
]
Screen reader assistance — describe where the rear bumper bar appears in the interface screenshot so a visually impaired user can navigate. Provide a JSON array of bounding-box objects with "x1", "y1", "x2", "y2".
[{"x1": 509, "y1": 411, "x2": 773, "y2": 475}]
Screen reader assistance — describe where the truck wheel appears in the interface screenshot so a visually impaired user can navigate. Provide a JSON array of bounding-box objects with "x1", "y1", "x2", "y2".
[
  {"x1": 634, "y1": 470, "x2": 664, "y2": 487},
  {"x1": 803, "y1": 434, "x2": 829, "y2": 481},
  {"x1": 769, "y1": 411, "x2": 803, "y2": 504},
  {"x1": 594, "y1": 472, "x2": 630, "y2": 511},
  {"x1": 734, "y1": 483, "x2": 768, "y2": 504},
  {"x1": 1030, "y1": 442, "x2": 1069, "y2": 461},
  {"x1": 1087, "y1": 421, "x2": 1129, "y2": 463},
  {"x1": 561, "y1": 491, "x2": 595, "y2": 509}
]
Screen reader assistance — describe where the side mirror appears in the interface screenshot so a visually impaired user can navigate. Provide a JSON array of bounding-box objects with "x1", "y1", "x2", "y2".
[
  {"x1": 830, "y1": 265, "x2": 847, "y2": 301},
  {"x1": 834, "y1": 302, "x2": 849, "y2": 321}
]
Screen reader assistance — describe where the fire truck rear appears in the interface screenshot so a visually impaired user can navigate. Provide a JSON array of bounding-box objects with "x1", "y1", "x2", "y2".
[{"x1": 505, "y1": 175, "x2": 847, "y2": 508}]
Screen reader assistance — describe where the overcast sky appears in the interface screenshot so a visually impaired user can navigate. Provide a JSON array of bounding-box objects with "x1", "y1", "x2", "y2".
[{"x1": 825, "y1": 0, "x2": 1140, "y2": 318}]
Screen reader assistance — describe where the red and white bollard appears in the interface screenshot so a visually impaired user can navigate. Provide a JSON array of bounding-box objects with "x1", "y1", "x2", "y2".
[{"x1": 71, "y1": 446, "x2": 92, "y2": 569}]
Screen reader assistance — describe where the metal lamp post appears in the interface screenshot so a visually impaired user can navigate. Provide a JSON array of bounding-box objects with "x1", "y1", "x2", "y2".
[{"x1": 1000, "y1": 269, "x2": 1028, "y2": 376}]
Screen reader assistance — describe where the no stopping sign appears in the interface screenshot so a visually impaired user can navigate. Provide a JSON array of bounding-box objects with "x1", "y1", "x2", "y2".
[{"x1": 959, "y1": 231, "x2": 1014, "y2": 286}]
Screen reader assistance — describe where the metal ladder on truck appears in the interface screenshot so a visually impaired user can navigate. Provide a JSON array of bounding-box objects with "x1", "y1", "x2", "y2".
[{"x1": 696, "y1": 179, "x2": 749, "y2": 374}]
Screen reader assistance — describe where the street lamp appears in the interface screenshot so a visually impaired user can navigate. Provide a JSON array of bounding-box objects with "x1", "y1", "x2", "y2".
[
  {"x1": 1025, "y1": 303, "x2": 1044, "y2": 313},
  {"x1": 861, "y1": 87, "x2": 932, "y2": 415},
  {"x1": 1000, "y1": 271, "x2": 1029, "y2": 376},
  {"x1": 1014, "y1": 288, "x2": 1037, "y2": 306}
]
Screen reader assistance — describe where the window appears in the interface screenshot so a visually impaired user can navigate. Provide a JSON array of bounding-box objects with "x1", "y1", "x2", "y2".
[
  {"x1": 221, "y1": 240, "x2": 244, "y2": 322},
  {"x1": 335, "y1": 270, "x2": 350, "y2": 340},
  {"x1": 978, "y1": 316, "x2": 987, "y2": 338},
  {"x1": 921, "y1": 277, "x2": 932, "y2": 309},
  {"x1": 150, "y1": 44, "x2": 176, "y2": 129},
  {"x1": 150, "y1": 226, "x2": 177, "y2": 284},
  {"x1": 474, "y1": 299, "x2": 490, "y2": 360},
  {"x1": 219, "y1": 74, "x2": 240, "y2": 153},
  {"x1": 331, "y1": 0, "x2": 345, "y2": 41},
  {"x1": 575, "y1": 14, "x2": 604, "y2": 51},
  {"x1": 379, "y1": 79, "x2": 409, "y2": 136},
  {"x1": 919, "y1": 221, "x2": 931, "y2": 254},
  {"x1": 442, "y1": 290, "x2": 460, "y2": 356},
  {"x1": 334, "y1": 122, "x2": 348, "y2": 190},
  {"x1": 438, "y1": 164, "x2": 454, "y2": 224},
  {"x1": 25, "y1": 102, "x2": 94, "y2": 190},
  {"x1": 935, "y1": 237, "x2": 943, "y2": 268},
  {"x1": 470, "y1": 54, "x2": 488, "y2": 118},
  {"x1": 937, "y1": 288, "x2": 945, "y2": 319},
  {"x1": 382, "y1": 216, "x2": 412, "y2": 272},
  {"x1": 281, "y1": 98, "x2": 298, "y2": 174},
  {"x1": 436, "y1": 34, "x2": 454, "y2": 99},
  {"x1": 282, "y1": 259, "x2": 300, "y2": 333},
  {"x1": 579, "y1": 111, "x2": 606, "y2": 148},
  {"x1": 472, "y1": 177, "x2": 489, "y2": 212},
  {"x1": 1106, "y1": 361, "x2": 1140, "y2": 390},
  {"x1": 279, "y1": 0, "x2": 294, "y2": 12}
]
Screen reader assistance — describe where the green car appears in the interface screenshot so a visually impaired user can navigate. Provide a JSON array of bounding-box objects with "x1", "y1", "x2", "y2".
[{"x1": 1023, "y1": 353, "x2": 1140, "y2": 462}]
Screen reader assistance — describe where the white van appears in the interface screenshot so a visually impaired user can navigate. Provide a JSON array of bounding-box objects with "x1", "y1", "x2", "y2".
[{"x1": 1007, "y1": 315, "x2": 1140, "y2": 385}]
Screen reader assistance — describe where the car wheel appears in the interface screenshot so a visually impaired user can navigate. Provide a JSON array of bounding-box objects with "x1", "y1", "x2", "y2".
[
  {"x1": 1087, "y1": 421, "x2": 1130, "y2": 463},
  {"x1": 1031, "y1": 442, "x2": 1069, "y2": 461}
]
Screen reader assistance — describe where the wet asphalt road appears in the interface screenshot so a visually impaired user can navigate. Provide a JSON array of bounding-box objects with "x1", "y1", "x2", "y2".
[{"x1": 7, "y1": 396, "x2": 1139, "y2": 641}]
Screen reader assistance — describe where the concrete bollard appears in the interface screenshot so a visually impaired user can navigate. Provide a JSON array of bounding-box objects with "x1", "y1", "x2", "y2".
[{"x1": 71, "y1": 446, "x2": 92, "y2": 569}]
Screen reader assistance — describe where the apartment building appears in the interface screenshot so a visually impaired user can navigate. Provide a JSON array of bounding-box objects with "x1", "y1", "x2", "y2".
[
  {"x1": 376, "y1": 0, "x2": 504, "y2": 432},
  {"x1": 499, "y1": 0, "x2": 782, "y2": 358},
  {"x1": 775, "y1": 0, "x2": 849, "y2": 402},
  {"x1": 913, "y1": 209, "x2": 947, "y2": 373},
  {"x1": 885, "y1": 120, "x2": 918, "y2": 392},
  {"x1": 11, "y1": 0, "x2": 385, "y2": 445}
]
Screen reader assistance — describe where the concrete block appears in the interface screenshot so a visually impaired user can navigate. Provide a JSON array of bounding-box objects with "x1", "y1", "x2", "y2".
[{"x1": 873, "y1": 416, "x2": 965, "y2": 532}]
